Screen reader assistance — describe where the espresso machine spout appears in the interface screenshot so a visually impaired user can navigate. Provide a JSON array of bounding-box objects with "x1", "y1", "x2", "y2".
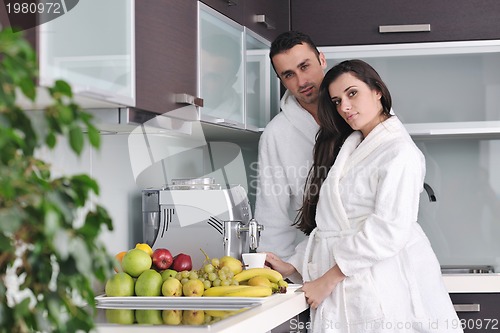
[{"x1": 237, "y1": 219, "x2": 264, "y2": 252}]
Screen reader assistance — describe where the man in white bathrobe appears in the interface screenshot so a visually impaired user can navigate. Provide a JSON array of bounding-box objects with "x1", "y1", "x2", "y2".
[{"x1": 254, "y1": 31, "x2": 327, "y2": 267}]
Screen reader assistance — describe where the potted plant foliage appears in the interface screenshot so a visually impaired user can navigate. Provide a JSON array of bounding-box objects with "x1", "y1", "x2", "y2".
[{"x1": 0, "y1": 28, "x2": 115, "y2": 332}]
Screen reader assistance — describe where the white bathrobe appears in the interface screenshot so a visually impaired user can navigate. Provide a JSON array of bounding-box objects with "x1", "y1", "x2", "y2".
[
  {"x1": 255, "y1": 90, "x2": 319, "y2": 260},
  {"x1": 287, "y1": 117, "x2": 462, "y2": 333}
]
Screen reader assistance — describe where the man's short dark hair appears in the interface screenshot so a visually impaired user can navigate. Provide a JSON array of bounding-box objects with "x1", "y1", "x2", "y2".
[{"x1": 269, "y1": 31, "x2": 320, "y2": 61}]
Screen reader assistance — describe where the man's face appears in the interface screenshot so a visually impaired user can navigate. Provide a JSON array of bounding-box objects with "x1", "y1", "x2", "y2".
[{"x1": 271, "y1": 44, "x2": 326, "y2": 109}]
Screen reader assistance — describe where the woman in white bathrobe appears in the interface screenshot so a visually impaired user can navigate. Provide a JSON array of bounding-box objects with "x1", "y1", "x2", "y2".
[{"x1": 266, "y1": 60, "x2": 463, "y2": 333}]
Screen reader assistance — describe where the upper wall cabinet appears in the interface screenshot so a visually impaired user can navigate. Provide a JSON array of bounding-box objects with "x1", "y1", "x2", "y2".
[
  {"x1": 135, "y1": 0, "x2": 198, "y2": 116},
  {"x1": 321, "y1": 40, "x2": 500, "y2": 139},
  {"x1": 198, "y1": 3, "x2": 280, "y2": 131},
  {"x1": 243, "y1": 0, "x2": 290, "y2": 42},
  {"x1": 39, "y1": 0, "x2": 135, "y2": 106},
  {"x1": 202, "y1": 0, "x2": 289, "y2": 41},
  {"x1": 200, "y1": 0, "x2": 244, "y2": 25},
  {"x1": 291, "y1": 0, "x2": 500, "y2": 46}
]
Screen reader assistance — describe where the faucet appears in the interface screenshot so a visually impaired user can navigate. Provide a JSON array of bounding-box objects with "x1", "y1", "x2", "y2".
[{"x1": 423, "y1": 183, "x2": 436, "y2": 202}]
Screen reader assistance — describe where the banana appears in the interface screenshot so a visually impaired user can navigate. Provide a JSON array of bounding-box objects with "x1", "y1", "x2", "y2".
[
  {"x1": 233, "y1": 268, "x2": 283, "y2": 283},
  {"x1": 203, "y1": 285, "x2": 251, "y2": 297},
  {"x1": 224, "y1": 286, "x2": 272, "y2": 297},
  {"x1": 204, "y1": 309, "x2": 243, "y2": 317}
]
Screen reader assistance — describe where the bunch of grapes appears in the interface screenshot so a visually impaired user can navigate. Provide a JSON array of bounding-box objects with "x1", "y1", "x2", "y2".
[{"x1": 172, "y1": 257, "x2": 240, "y2": 290}]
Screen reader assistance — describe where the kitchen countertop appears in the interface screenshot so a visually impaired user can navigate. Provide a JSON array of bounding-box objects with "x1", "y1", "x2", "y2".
[
  {"x1": 94, "y1": 274, "x2": 500, "y2": 332},
  {"x1": 95, "y1": 290, "x2": 308, "y2": 333},
  {"x1": 442, "y1": 273, "x2": 500, "y2": 293}
]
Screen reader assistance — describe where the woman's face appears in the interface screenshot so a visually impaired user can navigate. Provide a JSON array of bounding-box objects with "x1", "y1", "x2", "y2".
[{"x1": 328, "y1": 72, "x2": 384, "y2": 137}]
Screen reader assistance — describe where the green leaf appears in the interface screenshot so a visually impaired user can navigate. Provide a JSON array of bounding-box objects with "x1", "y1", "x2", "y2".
[
  {"x1": 45, "y1": 132, "x2": 56, "y2": 148},
  {"x1": 68, "y1": 125, "x2": 84, "y2": 155},
  {"x1": 87, "y1": 124, "x2": 101, "y2": 148},
  {"x1": 53, "y1": 80, "x2": 73, "y2": 98},
  {"x1": 18, "y1": 76, "x2": 36, "y2": 101},
  {"x1": 0, "y1": 233, "x2": 13, "y2": 252},
  {"x1": 58, "y1": 105, "x2": 74, "y2": 125}
]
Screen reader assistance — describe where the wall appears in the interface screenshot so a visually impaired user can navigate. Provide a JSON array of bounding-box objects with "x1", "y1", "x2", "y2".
[{"x1": 35, "y1": 113, "x2": 259, "y2": 265}]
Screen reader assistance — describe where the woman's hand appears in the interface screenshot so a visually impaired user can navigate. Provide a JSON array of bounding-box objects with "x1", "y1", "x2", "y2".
[
  {"x1": 264, "y1": 252, "x2": 297, "y2": 278},
  {"x1": 302, "y1": 265, "x2": 346, "y2": 309}
]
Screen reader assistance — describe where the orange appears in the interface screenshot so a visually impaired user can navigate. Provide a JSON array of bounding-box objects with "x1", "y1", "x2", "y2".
[
  {"x1": 114, "y1": 251, "x2": 127, "y2": 272},
  {"x1": 135, "y1": 243, "x2": 153, "y2": 257}
]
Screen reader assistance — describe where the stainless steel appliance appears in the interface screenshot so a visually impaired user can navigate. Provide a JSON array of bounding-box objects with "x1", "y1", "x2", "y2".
[{"x1": 142, "y1": 178, "x2": 263, "y2": 264}]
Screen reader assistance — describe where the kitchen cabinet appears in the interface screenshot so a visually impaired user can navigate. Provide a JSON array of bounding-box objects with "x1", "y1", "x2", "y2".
[
  {"x1": 198, "y1": 3, "x2": 280, "y2": 131},
  {"x1": 291, "y1": 0, "x2": 500, "y2": 46},
  {"x1": 243, "y1": 0, "x2": 290, "y2": 42},
  {"x1": 245, "y1": 30, "x2": 279, "y2": 131},
  {"x1": 450, "y1": 293, "x2": 500, "y2": 332},
  {"x1": 39, "y1": 0, "x2": 135, "y2": 106},
  {"x1": 320, "y1": 40, "x2": 500, "y2": 139},
  {"x1": 135, "y1": 0, "x2": 198, "y2": 116},
  {"x1": 200, "y1": 0, "x2": 244, "y2": 25},
  {"x1": 201, "y1": 0, "x2": 290, "y2": 42}
]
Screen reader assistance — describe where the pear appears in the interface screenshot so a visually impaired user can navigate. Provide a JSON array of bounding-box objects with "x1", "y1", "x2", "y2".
[
  {"x1": 162, "y1": 277, "x2": 183, "y2": 296},
  {"x1": 219, "y1": 256, "x2": 243, "y2": 275},
  {"x1": 182, "y1": 310, "x2": 205, "y2": 326},
  {"x1": 182, "y1": 279, "x2": 205, "y2": 297},
  {"x1": 162, "y1": 309, "x2": 182, "y2": 325},
  {"x1": 247, "y1": 275, "x2": 272, "y2": 288}
]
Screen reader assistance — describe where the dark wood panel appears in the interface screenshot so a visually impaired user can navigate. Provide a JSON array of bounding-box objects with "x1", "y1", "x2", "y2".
[
  {"x1": 291, "y1": 0, "x2": 500, "y2": 46},
  {"x1": 135, "y1": 0, "x2": 197, "y2": 115},
  {"x1": 450, "y1": 293, "x2": 500, "y2": 333},
  {"x1": 200, "y1": 0, "x2": 244, "y2": 25},
  {"x1": 243, "y1": 0, "x2": 290, "y2": 42}
]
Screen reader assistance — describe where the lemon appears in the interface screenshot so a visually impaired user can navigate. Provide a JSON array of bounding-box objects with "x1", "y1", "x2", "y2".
[{"x1": 135, "y1": 243, "x2": 153, "y2": 256}]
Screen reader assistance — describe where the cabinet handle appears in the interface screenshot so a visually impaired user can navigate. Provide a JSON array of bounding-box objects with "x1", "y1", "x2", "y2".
[
  {"x1": 174, "y1": 93, "x2": 204, "y2": 107},
  {"x1": 379, "y1": 24, "x2": 431, "y2": 33},
  {"x1": 222, "y1": 0, "x2": 238, "y2": 6},
  {"x1": 255, "y1": 15, "x2": 276, "y2": 30},
  {"x1": 453, "y1": 304, "x2": 481, "y2": 312}
]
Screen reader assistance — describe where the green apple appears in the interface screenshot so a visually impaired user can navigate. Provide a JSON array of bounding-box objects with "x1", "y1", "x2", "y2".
[
  {"x1": 182, "y1": 279, "x2": 204, "y2": 297},
  {"x1": 121, "y1": 249, "x2": 152, "y2": 278},
  {"x1": 162, "y1": 309, "x2": 182, "y2": 325},
  {"x1": 135, "y1": 309, "x2": 162, "y2": 325},
  {"x1": 105, "y1": 309, "x2": 135, "y2": 324},
  {"x1": 160, "y1": 269, "x2": 178, "y2": 281},
  {"x1": 135, "y1": 269, "x2": 163, "y2": 296},
  {"x1": 182, "y1": 309, "x2": 205, "y2": 325},
  {"x1": 161, "y1": 277, "x2": 183, "y2": 296},
  {"x1": 105, "y1": 272, "x2": 135, "y2": 297}
]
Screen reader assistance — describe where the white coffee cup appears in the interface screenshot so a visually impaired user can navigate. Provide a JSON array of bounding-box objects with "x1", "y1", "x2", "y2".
[{"x1": 242, "y1": 253, "x2": 266, "y2": 269}]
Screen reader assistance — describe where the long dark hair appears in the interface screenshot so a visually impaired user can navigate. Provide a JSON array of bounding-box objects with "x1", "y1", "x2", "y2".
[{"x1": 294, "y1": 60, "x2": 393, "y2": 235}]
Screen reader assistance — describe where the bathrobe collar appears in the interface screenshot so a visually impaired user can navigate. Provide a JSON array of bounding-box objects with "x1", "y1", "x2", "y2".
[{"x1": 280, "y1": 90, "x2": 319, "y2": 142}]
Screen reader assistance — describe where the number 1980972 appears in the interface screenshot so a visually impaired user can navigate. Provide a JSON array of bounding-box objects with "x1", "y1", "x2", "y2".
[{"x1": 5, "y1": 2, "x2": 62, "y2": 14}]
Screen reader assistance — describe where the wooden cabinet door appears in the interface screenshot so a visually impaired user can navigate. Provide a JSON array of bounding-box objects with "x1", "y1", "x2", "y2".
[
  {"x1": 135, "y1": 0, "x2": 197, "y2": 115},
  {"x1": 243, "y1": 0, "x2": 290, "y2": 42},
  {"x1": 450, "y1": 293, "x2": 500, "y2": 333},
  {"x1": 200, "y1": 0, "x2": 244, "y2": 25},
  {"x1": 291, "y1": 0, "x2": 500, "y2": 46}
]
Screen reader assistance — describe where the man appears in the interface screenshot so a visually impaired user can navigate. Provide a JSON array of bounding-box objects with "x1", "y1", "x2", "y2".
[{"x1": 255, "y1": 31, "x2": 327, "y2": 271}]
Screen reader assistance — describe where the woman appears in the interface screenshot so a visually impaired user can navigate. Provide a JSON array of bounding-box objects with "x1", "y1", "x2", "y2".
[{"x1": 266, "y1": 60, "x2": 462, "y2": 332}]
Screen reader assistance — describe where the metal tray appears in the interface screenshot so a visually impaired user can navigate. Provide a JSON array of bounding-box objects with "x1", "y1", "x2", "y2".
[{"x1": 95, "y1": 294, "x2": 269, "y2": 310}]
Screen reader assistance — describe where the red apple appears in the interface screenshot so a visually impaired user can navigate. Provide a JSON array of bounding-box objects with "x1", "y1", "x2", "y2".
[
  {"x1": 152, "y1": 248, "x2": 173, "y2": 270},
  {"x1": 172, "y1": 253, "x2": 192, "y2": 271}
]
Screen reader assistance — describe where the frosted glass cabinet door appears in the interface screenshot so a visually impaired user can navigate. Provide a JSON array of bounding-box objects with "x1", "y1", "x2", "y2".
[
  {"x1": 245, "y1": 30, "x2": 278, "y2": 131},
  {"x1": 39, "y1": 0, "x2": 134, "y2": 106},
  {"x1": 320, "y1": 41, "x2": 500, "y2": 137},
  {"x1": 199, "y1": 3, "x2": 244, "y2": 128}
]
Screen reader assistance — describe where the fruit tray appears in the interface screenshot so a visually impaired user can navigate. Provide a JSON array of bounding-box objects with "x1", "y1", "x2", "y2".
[{"x1": 95, "y1": 294, "x2": 270, "y2": 310}]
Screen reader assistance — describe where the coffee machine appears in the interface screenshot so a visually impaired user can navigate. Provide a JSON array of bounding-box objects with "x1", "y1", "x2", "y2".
[{"x1": 142, "y1": 178, "x2": 263, "y2": 265}]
